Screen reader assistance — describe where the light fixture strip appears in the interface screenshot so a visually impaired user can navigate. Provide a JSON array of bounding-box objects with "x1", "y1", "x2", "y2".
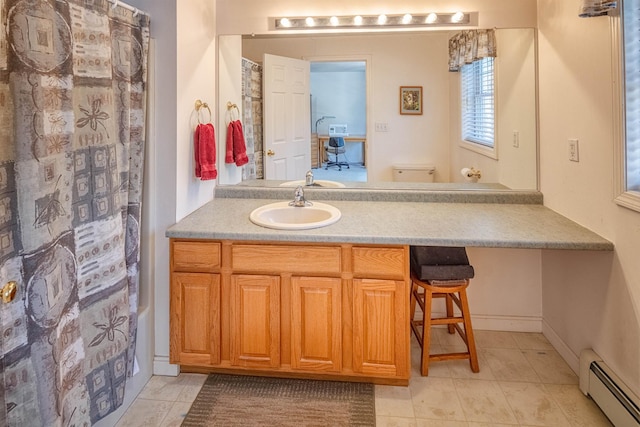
[{"x1": 274, "y1": 12, "x2": 471, "y2": 30}]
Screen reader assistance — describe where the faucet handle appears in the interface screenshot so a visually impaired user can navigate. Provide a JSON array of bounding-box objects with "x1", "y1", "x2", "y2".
[
  {"x1": 305, "y1": 170, "x2": 314, "y2": 186},
  {"x1": 290, "y1": 185, "x2": 312, "y2": 207}
]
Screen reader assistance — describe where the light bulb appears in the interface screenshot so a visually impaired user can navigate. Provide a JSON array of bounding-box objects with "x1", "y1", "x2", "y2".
[
  {"x1": 280, "y1": 18, "x2": 291, "y2": 27},
  {"x1": 402, "y1": 13, "x2": 413, "y2": 24},
  {"x1": 377, "y1": 14, "x2": 387, "y2": 25},
  {"x1": 425, "y1": 13, "x2": 438, "y2": 24},
  {"x1": 305, "y1": 17, "x2": 315, "y2": 26},
  {"x1": 452, "y1": 11, "x2": 465, "y2": 23},
  {"x1": 329, "y1": 16, "x2": 339, "y2": 26},
  {"x1": 353, "y1": 15, "x2": 363, "y2": 26}
]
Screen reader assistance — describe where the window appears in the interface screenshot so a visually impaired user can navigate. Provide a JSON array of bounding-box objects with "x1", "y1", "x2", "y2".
[
  {"x1": 461, "y1": 57, "x2": 495, "y2": 150},
  {"x1": 614, "y1": 0, "x2": 640, "y2": 210}
]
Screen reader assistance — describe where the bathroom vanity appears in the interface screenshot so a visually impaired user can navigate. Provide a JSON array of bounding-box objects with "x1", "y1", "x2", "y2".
[
  {"x1": 170, "y1": 239, "x2": 410, "y2": 384},
  {"x1": 166, "y1": 185, "x2": 613, "y2": 385}
]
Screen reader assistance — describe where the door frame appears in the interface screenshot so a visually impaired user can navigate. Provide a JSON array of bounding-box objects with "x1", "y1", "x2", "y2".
[{"x1": 305, "y1": 55, "x2": 372, "y2": 175}]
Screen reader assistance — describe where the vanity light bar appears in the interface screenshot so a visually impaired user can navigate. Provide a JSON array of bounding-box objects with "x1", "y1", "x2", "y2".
[{"x1": 274, "y1": 12, "x2": 472, "y2": 30}]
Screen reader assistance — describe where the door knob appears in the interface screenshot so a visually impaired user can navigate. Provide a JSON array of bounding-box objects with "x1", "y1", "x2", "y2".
[
  {"x1": 2, "y1": 281, "x2": 17, "y2": 303},
  {"x1": 266, "y1": 149, "x2": 275, "y2": 156}
]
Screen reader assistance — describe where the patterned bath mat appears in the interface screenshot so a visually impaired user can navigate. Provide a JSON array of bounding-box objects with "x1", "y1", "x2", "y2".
[{"x1": 181, "y1": 374, "x2": 376, "y2": 426}]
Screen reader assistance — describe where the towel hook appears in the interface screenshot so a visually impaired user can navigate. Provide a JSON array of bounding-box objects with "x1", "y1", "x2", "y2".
[{"x1": 195, "y1": 99, "x2": 212, "y2": 124}]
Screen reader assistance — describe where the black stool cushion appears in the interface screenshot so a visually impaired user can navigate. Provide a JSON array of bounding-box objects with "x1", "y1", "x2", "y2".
[{"x1": 410, "y1": 246, "x2": 475, "y2": 281}]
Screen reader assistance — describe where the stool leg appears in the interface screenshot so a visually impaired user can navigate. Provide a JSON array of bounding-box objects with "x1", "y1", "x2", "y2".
[
  {"x1": 410, "y1": 283, "x2": 423, "y2": 343},
  {"x1": 410, "y1": 282, "x2": 418, "y2": 325},
  {"x1": 459, "y1": 288, "x2": 479, "y2": 373},
  {"x1": 421, "y1": 289, "x2": 433, "y2": 376},
  {"x1": 445, "y1": 293, "x2": 455, "y2": 334}
]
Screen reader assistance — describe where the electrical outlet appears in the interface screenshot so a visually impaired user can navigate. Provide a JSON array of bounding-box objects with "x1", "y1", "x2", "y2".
[
  {"x1": 375, "y1": 122, "x2": 389, "y2": 132},
  {"x1": 513, "y1": 131, "x2": 520, "y2": 148},
  {"x1": 568, "y1": 139, "x2": 579, "y2": 162}
]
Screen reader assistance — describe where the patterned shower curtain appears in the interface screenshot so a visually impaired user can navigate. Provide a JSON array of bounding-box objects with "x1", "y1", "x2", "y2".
[
  {"x1": 241, "y1": 58, "x2": 263, "y2": 180},
  {"x1": 0, "y1": 0, "x2": 149, "y2": 425}
]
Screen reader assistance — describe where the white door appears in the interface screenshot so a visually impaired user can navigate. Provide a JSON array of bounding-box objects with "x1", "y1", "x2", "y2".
[{"x1": 263, "y1": 54, "x2": 311, "y2": 180}]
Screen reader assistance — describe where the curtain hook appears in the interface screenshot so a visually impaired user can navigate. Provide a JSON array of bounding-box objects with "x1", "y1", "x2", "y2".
[
  {"x1": 111, "y1": 0, "x2": 118, "y2": 9},
  {"x1": 133, "y1": 7, "x2": 139, "y2": 17}
]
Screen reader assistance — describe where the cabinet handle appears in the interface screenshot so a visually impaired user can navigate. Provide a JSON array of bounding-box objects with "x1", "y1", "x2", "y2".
[{"x1": 2, "y1": 281, "x2": 17, "y2": 303}]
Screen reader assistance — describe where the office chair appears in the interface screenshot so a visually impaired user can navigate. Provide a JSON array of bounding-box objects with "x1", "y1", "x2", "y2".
[{"x1": 325, "y1": 137, "x2": 350, "y2": 171}]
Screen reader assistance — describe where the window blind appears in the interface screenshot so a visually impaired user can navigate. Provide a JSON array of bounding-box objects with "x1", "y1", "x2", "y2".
[
  {"x1": 624, "y1": 1, "x2": 640, "y2": 191},
  {"x1": 461, "y1": 57, "x2": 495, "y2": 147}
]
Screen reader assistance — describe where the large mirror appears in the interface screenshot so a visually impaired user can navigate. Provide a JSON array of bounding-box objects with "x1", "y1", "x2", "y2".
[{"x1": 230, "y1": 28, "x2": 537, "y2": 190}]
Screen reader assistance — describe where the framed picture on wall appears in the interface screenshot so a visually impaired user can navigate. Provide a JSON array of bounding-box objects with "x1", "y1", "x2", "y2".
[{"x1": 400, "y1": 86, "x2": 423, "y2": 115}]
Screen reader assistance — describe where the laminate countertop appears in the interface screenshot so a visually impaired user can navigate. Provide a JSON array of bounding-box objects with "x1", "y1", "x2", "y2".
[{"x1": 166, "y1": 197, "x2": 613, "y2": 251}]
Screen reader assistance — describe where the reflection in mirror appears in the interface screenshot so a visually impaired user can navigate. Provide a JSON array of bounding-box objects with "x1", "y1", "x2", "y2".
[{"x1": 236, "y1": 28, "x2": 537, "y2": 190}]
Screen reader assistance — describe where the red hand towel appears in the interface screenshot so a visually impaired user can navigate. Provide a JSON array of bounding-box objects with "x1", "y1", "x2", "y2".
[
  {"x1": 197, "y1": 123, "x2": 217, "y2": 180},
  {"x1": 194, "y1": 124, "x2": 202, "y2": 177},
  {"x1": 232, "y1": 120, "x2": 249, "y2": 167},
  {"x1": 225, "y1": 122, "x2": 235, "y2": 164}
]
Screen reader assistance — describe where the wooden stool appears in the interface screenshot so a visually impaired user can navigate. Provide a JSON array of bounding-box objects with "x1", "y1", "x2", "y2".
[{"x1": 409, "y1": 247, "x2": 479, "y2": 376}]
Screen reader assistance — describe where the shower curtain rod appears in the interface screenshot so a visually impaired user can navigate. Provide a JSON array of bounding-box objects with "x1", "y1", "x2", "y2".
[{"x1": 106, "y1": 0, "x2": 149, "y2": 17}]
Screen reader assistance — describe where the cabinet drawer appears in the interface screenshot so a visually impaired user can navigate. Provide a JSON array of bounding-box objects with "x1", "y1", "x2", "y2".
[
  {"x1": 352, "y1": 247, "x2": 406, "y2": 279},
  {"x1": 172, "y1": 241, "x2": 221, "y2": 272},
  {"x1": 232, "y1": 244, "x2": 341, "y2": 275}
]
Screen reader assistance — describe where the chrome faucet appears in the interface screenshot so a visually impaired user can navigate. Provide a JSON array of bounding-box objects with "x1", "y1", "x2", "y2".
[
  {"x1": 305, "y1": 170, "x2": 314, "y2": 186},
  {"x1": 289, "y1": 185, "x2": 312, "y2": 207}
]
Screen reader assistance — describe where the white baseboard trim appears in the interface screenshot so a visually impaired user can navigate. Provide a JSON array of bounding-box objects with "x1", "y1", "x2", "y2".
[
  {"x1": 153, "y1": 356, "x2": 180, "y2": 376},
  {"x1": 471, "y1": 314, "x2": 542, "y2": 332},
  {"x1": 542, "y1": 320, "x2": 580, "y2": 375}
]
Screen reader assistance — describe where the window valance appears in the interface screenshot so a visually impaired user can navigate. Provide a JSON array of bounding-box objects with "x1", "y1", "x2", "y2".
[
  {"x1": 448, "y1": 29, "x2": 497, "y2": 72},
  {"x1": 579, "y1": 1, "x2": 617, "y2": 17}
]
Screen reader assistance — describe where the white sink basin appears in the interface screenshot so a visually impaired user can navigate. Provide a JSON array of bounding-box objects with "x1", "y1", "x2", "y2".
[
  {"x1": 279, "y1": 180, "x2": 346, "y2": 188},
  {"x1": 249, "y1": 201, "x2": 341, "y2": 230}
]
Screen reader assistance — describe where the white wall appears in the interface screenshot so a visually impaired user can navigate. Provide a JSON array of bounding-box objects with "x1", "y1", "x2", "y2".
[
  {"x1": 311, "y1": 68, "x2": 366, "y2": 164},
  {"x1": 538, "y1": 0, "x2": 640, "y2": 397},
  {"x1": 175, "y1": 1, "x2": 218, "y2": 221}
]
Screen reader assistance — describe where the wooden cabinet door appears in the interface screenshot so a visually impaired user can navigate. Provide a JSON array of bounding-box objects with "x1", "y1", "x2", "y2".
[
  {"x1": 230, "y1": 275, "x2": 281, "y2": 368},
  {"x1": 290, "y1": 276, "x2": 342, "y2": 372},
  {"x1": 170, "y1": 272, "x2": 221, "y2": 365},
  {"x1": 352, "y1": 278, "x2": 409, "y2": 378}
]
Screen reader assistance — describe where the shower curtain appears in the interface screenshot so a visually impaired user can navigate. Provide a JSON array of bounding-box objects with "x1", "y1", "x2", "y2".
[
  {"x1": 0, "y1": 0, "x2": 149, "y2": 425},
  {"x1": 241, "y1": 58, "x2": 263, "y2": 180}
]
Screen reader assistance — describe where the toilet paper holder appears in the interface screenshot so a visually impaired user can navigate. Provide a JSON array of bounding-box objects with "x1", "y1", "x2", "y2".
[{"x1": 461, "y1": 167, "x2": 482, "y2": 182}]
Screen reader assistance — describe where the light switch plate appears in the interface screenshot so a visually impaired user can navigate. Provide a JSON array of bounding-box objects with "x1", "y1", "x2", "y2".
[{"x1": 568, "y1": 139, "x2": 579, "y2": 162}]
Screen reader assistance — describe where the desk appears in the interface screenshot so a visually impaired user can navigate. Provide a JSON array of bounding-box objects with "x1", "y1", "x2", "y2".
[{"x1": 318, "y1": 135, "x2": 366, "y2": 167}]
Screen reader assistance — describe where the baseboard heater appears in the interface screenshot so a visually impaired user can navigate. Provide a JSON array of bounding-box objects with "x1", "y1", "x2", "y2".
[{"x1": 580, "y1": 349, "x2": 640, "y2": 426}]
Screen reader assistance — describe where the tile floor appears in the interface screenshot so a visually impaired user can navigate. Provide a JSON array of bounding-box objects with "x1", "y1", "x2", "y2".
[{"x1": 115, "y1": 330, "x2": 613, "y2": 426}]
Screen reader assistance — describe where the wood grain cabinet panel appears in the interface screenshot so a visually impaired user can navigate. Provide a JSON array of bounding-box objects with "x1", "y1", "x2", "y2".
[
  {"x1": 352, "y1": 278, "x2": 409, "y2": 379},
  {"x1": 352, "y1": 246, "x2": 406, "y2": 279},
  {"x1": 170, "y1": 272, "x2": 220, "y2": 366},
  {"x1": 230, "y1": 274, "x2": 281, "y2": 368},
  {"x1": 232, "y1": 244, "x2": 341, "y2": 275},
  {"x1": 291, "y1": 276, "x2": 342, "y2": 372},
  {"x1": 172, "y1": 241, "x2": 220, "y2": 272}
]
